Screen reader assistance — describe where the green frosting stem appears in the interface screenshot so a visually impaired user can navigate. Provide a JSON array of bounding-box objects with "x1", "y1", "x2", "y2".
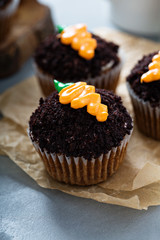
[
  {"x1": 54, "y1": 80, "x2": 73, "y2": 92},
  {"x1": 56, "y1": 25, "x2": 65, "y2": 33}
]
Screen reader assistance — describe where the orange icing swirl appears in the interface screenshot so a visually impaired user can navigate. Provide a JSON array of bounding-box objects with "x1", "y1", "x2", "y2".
[
  {"x1": 141, "y1": 51, "x2": 160, "y2": 83},
  {"x1": 60, "y1": 24, "x2": 97, "y2": 60},
  {"x1": 59, "y1": 82, "x2": 108, "y2": 122}
]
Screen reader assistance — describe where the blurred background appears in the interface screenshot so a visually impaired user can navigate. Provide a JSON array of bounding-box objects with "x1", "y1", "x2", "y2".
[
  {"x1": 0, "y1": 0, "x2": 108, "y2": 91},
  {"x1": 1, "y1": 2, "x2": 160, "y2": 240},
  {"x1": 1, "y1": 0, "x2": 160, "y2": 93},
  {"x1": 39, "y1": 0, "x2": 111, "y2": 30},
  {"x1": 39, "y1": 0, "x2": 160, "y2": 36}
]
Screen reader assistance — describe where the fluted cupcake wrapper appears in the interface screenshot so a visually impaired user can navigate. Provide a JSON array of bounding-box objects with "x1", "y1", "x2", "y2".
[
  {"x1": 127, "y1": 82, "x2": 160, "y2": 140},
  {"x1": 29, "y1": 132, "x2": 131, "y2": 186},
  {"x1": 35, "y1": 59, "x2": 122, "y2": 97}
]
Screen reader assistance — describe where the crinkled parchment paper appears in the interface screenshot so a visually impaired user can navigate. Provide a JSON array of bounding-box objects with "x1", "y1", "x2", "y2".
[{"x1": 0, "y1": 28, "x2": 160, "y2": 210}]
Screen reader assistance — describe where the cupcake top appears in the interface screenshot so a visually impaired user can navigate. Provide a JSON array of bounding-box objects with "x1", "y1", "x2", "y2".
[
  {"x1": 127, "y1": 51, "x2": 160, "y2": 107},
  {"x1": 29, "y1": 84, "x2": 132, "y2": 160},
  {"x1": 34, "y1": 25, "x2": 120, "y2": 82}
]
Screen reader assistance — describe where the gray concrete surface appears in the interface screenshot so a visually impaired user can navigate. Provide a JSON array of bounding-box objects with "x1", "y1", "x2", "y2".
[{"x1": 1, "y1": 1, "x2": 160, "y2": 239}]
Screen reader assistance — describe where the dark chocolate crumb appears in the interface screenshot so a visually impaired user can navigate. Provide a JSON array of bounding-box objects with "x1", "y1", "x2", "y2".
[
  {"x1": 127, "y1": 52, "x2": 160, "y2": 108},
  {"x1": 34, "y1": 34, "x2": 120, "y2": 81},
  {"x1": 29, "y1": 89, "x2": 132, "y2": 160}
]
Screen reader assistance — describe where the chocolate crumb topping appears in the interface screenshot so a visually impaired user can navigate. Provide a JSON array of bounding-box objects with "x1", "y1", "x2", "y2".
[
  {"x1": 29, "y1": 89, "x2": 132, "y2": 160},
  {"x1": 34, "y1": 34, "x2": 120, "y2": 81},
  {"x1": 127, "y1": 52, "x2": 160, "y2": 108}
]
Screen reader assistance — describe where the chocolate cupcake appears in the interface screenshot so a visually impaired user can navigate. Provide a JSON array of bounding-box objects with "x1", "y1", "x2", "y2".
[
  {"x1": 34, "y1": 24, "x2": 121, "y2": 96},
  {"x1": 29, "y1": 81, "x2": 133, "y2": 185},
  {"x1": 0, "y1": 0, "x2": 20, "y2": 42},
  {"x1": 127, "y1": 51, "x2": 160, "y2": 140}
]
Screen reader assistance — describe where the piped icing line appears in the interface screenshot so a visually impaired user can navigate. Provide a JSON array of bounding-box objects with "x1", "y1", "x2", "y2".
[
  {"x1": 58, "y1": 24, "x2": 97, "y2": 60},
  {"x1": 141, "y1": 51, "x2": 160, "y2": 83},
  {"x1": 54, "y1": 80, "x2": 108, "y2": 122}
]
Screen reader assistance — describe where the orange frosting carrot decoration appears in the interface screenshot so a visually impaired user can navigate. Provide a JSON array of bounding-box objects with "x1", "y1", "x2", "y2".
[
  {"x1": 59, "y1": 82, "x2": 108, "y2": 122},
  {"x1": 71, "y1": 31, "x2": 92, "y2": 50},
  {"x1": 59, "y1": 82, "x2": 86, "y2": 104},
  {"x1": 141, "y1": 51, "x2": 160, "y2": 83},
  {"x1": 60, "y1": 24, "x2": 97, "y2": 60}
]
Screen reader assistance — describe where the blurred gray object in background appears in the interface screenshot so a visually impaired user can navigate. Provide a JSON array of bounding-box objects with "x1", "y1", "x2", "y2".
[{"x1": 110, "y1": 0, "x2": 160, "y2": 36}]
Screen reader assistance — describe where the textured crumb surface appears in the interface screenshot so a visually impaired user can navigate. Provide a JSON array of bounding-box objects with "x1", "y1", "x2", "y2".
[
  {"x1": 29, "y1": 89, "x2": 132, "y2": 160},
  {"x1": 127, "y1": 52, "x2": 160, "y2": 107},
  {"x1": 34, "y1": 34, "x2": 120, "y2": 81}
]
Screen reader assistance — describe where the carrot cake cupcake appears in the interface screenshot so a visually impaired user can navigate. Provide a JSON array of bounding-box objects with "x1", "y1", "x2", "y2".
[
  {"x1": 34, "y1": 24, "x2": 122, "y2": 96},
  {"x1": 127, "y1": 51, "x2": 160, "y2": 140},
  {"x1": 29, "y1": 80, "x2": 133, "y2": 185}
]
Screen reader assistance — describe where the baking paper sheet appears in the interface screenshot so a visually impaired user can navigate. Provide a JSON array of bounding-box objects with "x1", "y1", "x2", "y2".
[{"x1": 0, "y1": 28, "x2": 160, "y2": 209}]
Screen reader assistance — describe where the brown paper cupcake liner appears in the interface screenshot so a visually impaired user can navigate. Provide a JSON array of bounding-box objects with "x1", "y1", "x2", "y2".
[
  {"x1": 29, "y1": 132, "x2": 131, "y2": 186},
  {"x1": 127, "y1": 82, "x2": 160, "y2": 140},
  {"x1": 35, "y1": 55, "x2": 122, "y2": 97}
]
